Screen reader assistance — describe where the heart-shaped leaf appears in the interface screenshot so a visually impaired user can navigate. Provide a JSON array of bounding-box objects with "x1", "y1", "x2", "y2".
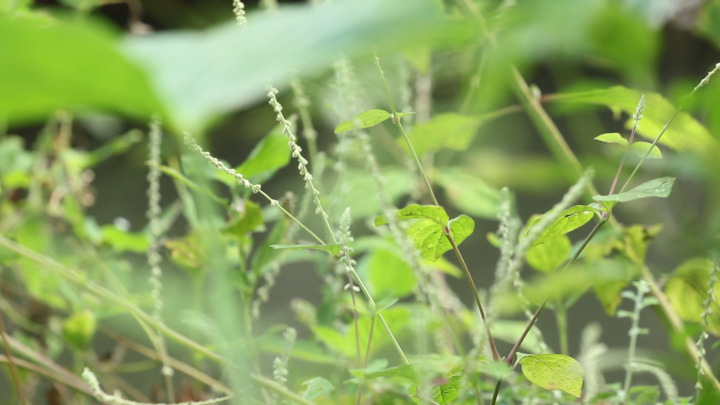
[{"x1": 519, "y1": 353, "x2": 584, "y2": 398}]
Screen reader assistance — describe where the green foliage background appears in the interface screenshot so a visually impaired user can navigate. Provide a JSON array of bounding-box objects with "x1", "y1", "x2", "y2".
[{"x1": 1, "y1": 0, "x2": 720, "y2": 404}]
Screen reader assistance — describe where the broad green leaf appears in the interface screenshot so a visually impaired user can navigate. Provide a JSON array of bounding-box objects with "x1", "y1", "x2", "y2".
[
  {"x1": 435, "y1": 169, "x2": 500, "y2": 219},
  {"x1": 235, "y1": 124, "x2": 292, "y2": 183},
  {"x1": 0, "y1": 136, "x2": 35, "y2": 188},
  {"x1": 405, "y1": 214, "x2": 475, "y2": 261},
  {"x1": 271, "y1": 244, "x2": 343, "y2": 257},
  {"x1": 629, "y1": 141, "x2": 662, "y2": 159},
  {"x1": 342, "y1": 168, "x2": 414, "y2": 218},
  {"x1": 530, "y1": 205, "x2": 597, "y2": 246},
  {"x1": 368, "y1": 249, "x2": 417, "y2": 300},
  {"x1": 100, "y1": 226, "x2": 148, "y2": 253},
  {"x1": 526, "y1": 235, "x2": 571, "y2": 272},
  {"x1": 594, "y1": 133, "x2": 662, "y2": 159},
  {"x1": 334, "y1": 109, "x2": 392, "y2": 133},
  {"x1": 550, "y1": 86, "x2": 719, "y2": 152},
  {"x1": 63, "y1": 310, "x2": 97, "y2": 351},
  {"x1": 156, "y1": 164, "x2": 228, "y2": 206},
  {"x1": 431, "y1": 374, "x2": 461, "y2": 404},
  {"x1": 665, "y1": 258, "x2": 720, "y2": 335},
  {"x1": 375, "y1": 204, "x2": 448, "y2": 227},
  {"x1": 301, "y1": 377, "x2": 335, "y2": 400},
  {"x1": 593, "y1": 177, "x2": 675, "y2": 203},
  {"x1": 224, "y1": 200, "x2": 264, "y2": 240},
  {"x1": 124, "y1": 0, "x2": 455, "y2": 132},
  {"x1": 313, "y1": 308, "x2": 410, "y2": 359},
  {"x1": 594, "y1": 132, "x2": 627, "y2": 145},
  {"x1": 402, "y1": 113, "x2": 484, "y2": 157},
  {"x1": 364, "y1": 364, "x2": 417, "y2": 383},
  {"x1": 0, "y1": 16, "x2": 162, "y2": 126},
  {"x1": 519, "y1": 354, "x2": 584, "y2": 398}
]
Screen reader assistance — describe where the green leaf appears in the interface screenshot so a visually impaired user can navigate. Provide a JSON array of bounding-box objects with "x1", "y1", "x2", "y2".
[
  {"x1": 368, "y1": 249, "x2": 417, "y2": 300},
  {"x1": 375, "y1": 204, "x2": 448, "y2": 226},
  {"x1": 405, "y1": 214, "x2": 474, "y2": 262},
  {"x1": 235, "y1": 124, "x2": 292, "y2": 183},
  {"x1": 435, "y1": 168, "x2": 500, "y2": 219},
  {"x1": 364, "y1": 364, "x2": 417, "y2": 383},
  {"x1": 124, "y1": 0, "x2": 452, "y2": 131},
  {"x1": 531, "y1": 205, "x2": 597, "y2": 246},
  {"x1": 334, "y1": 109, "x2": 391, "y2": 133},
  {"x1": 156, "y1": 164, "x2": 228, "y2": 206},
  {"x1": 629, "y1": 141, "x2": 662, "y2": 159},
  {"x1": 224, "y1": 200, "x2": 264, "y2": 240},
  {"x1": 0, "y1": 16, "x2": 162, "y2": 126},
  {"x1": 594, "y1": 132, "x2": 627, "y2": 145},
  {"x1": 342, "y1": 168, "x2": 414, "y2": 218},
  {"x1": 519, "y1": 354, "x2": 584, "y2": 398},
  {"x1": 376, "y1": 205, "x2": 474, "y2": 261},
  {"x1": 402, "y1": 113, "x2": 484, "y2": 157},
  {"x1": 526, "y1": 235, "x2": 571, "y2": 273},
  {"x1": 431, "y1": 374, "x2": 461, "y2": 405},
  {"x1": 594, "y1": 133, "x2": 662, "y2": 159},
  {"x1": 271, "y1": 243, "x2": 343, "y2": 257},
  {"x1": 593, "y1": 177, "x2": 675, "y2": 203},
  {"x1": 63, "y1": 310, "x2": 97, "y2": 351},
  {"x1": 301, "y1": 377, "x2": 335, "y2": 401},
  {"x1": 313, "y1": 308, "x2": 410, "y2": 359},
  {"x1": 665, "y1": 258, "x2": 720, "y2": 335},
  {"x1": 550, "y1": 86, "x2": 719, "y2": 152},
  {"x1": 100, "y1": 226, "x2": 149, "y2": 253}
]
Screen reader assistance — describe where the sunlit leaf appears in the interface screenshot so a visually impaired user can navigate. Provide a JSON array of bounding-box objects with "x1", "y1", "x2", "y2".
[
  {"x1": 405, "y1": 214, "x2": 474, "y2": 262},
  {"x1": 526, "y1": 235, "x2": 571, "y2": 272},
  {"x1": 124, "y1": 0, "x2": 453, "y2": 131},
  {"x1": 665, "y1": 258, "x2": 720, "y2": 335},
  {"x1": 334, "y1": 109, "x2": 392, "y2": 133},
  {"x1": 402, "y1": 113, "x2": 484, "y2": 157},
  {"x1": 519, "y1": 354, "x2": 584, "y2": 398},
  {"x1": 375, "y1": 204, "x2": 447, "y2": 227},
  {"x1": 593, "y1": 177, "x2": 675, "y2": 203},
  {"x1": 594, "y1": 132, "x2": 627, "y2": 145},
  {"x1": 301, "y1": 377, "x2": 335, "y2": 400},
  {"x1": 431, "y1": 374, "x2": 461, "y2": 404},
  {"x1": 63, "y1": 310, "x2": 97, "y2": 351},
  {"x1": 100, "y1": 226, "x2": 148, "y2": 253},
  {"x1": 235, "y1": 124, "x2": 292, "y2": 183},
  {"x1": 271, "y1": 244, "x2": 343, "y2": 257},
  {"x1": 435, "y1": 168, "x2": 500, "y2": 219},
  {"x1": 224, "y1": 200, "x2": 264, "y2": 240},
  {"x1": 530, "y1": 205, "x2": 597, "y2": 246},
  {"x1": 0, "y1": 16, "x2": 163, "y2": 126},
  {"x1": 551, "y1": 86, "x2": 719, "y2": 152},
  {"x1": 367, "y1": 249, "x2": 417, "y2": 300}
]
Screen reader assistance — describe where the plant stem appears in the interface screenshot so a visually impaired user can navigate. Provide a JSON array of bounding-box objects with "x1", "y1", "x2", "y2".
[
  {"x1": 0, "y1": 310, "x2": 27, "y2": 405},
  {"x1": 375, "y1": 54, "x2": 499, "y2": 361},
  {"x1": 375, "y1": 55, "x2": 439, "y2": 206},
  {"x1": 446, "y1": 227, "x2": 500, "y2": 361},
  {"x1": 555, "y1": 302, "x2": 569, "y2": 355}
]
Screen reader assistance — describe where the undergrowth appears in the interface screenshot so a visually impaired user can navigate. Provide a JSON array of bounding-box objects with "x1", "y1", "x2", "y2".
[{"x1": 1, "y1": 1, "x2": 720, "y2": 404}]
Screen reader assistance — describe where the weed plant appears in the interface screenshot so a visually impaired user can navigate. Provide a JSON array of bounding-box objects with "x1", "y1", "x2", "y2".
[{"x1": 1, "y1": 1, "x2": 720, "y2": 405}]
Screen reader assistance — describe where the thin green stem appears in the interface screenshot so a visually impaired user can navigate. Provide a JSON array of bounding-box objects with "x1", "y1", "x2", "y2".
[
  {"x1": 446, "y1": 227, "x2": 500, "y2": 361},
  {"x1": 375, "y1": 54, "x2": 499, "y2": 361},
  {"x1": 555, "y1": 302, "x2": 568, "y2": 355},
  {"x1": 0, "y1": 311, "x2": 27, "y2": 405},
  {"x1": 375, "y1": 55, "x2": 439, "y2": 206}
]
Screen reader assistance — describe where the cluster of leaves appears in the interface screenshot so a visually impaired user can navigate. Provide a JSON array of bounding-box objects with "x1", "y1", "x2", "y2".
[{"x1": 1, "y1": 1, "x2": 720, "y2": 405}]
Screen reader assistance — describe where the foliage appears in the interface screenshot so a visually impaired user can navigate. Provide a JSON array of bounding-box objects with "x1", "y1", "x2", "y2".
[{"x1": 0, "y1": 1, "x2": 719, "y2": 404}]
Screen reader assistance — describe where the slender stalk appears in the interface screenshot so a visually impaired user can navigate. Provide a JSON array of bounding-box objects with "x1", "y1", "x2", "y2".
[
  {"x1": 555, "y1": 302, "x2": 569, "y2": 355},
  {"x1": 0, "y1": 311, "x2": 27, "y2": 405},
  {"x1": 375, "y1": 54, "x2": 499, "y2": 361},
  {"x1": 446, "y1": 227, "x2": 500, "y2": 361},
  {"x1": 375, "y1": 55, "x2": 439, "y2": 206}
]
